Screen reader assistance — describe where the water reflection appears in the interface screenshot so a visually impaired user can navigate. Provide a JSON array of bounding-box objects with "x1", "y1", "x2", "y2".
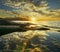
[{"x1": 0, "y1": 30, "x2": 60, "y2": 52}]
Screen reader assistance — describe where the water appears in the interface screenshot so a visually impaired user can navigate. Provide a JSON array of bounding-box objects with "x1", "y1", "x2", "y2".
[
  {"x1": 0, "y1": 21, "x2": 60, "y2": 52},
  {"x1": 38, "y1": 21, "x2": 60, "y2": 27}
]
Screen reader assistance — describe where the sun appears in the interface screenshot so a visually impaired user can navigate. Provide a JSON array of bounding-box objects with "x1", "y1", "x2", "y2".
[
  {"x1": 30, "y1": 17, "x2": 37, "y2": 23},
  {"x1": 31, "y1": 18, "x2": 36, "y2": 21}
]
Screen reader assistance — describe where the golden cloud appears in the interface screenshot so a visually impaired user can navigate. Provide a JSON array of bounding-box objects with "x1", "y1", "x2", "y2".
[{"x1": 1, "y1": 0, "x2": 60, "y2": 19}]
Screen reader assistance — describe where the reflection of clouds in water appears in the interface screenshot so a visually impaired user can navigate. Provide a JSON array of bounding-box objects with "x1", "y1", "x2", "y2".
[
  {"x1": 0, "y1": 30, "x2": 49, "y2": 41},
  {"x1": 20, "y1": 30, "x2": 49, "y2": 40},
  {"x1": 0, "y1": 30, "x2": 49, "y2": 42},
  {"x1": 0, "y1": 30, "x2": 49, "y2": 43},
  {"x1": 0, "y1": 30, "x2": 60, "y2": 52}
]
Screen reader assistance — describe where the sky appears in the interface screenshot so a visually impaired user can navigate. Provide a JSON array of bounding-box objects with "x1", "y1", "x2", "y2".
[{"x1": 0, "y1": 0, "x2": 60, "y2": 19}]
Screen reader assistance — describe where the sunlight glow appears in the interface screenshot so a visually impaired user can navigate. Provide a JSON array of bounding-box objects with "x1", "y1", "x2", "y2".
[
  {"x1": 31, "y1": 18, "x2": 36, "y2": 21},
  {"x1": 30, "y1": 17, "x2": 37, "y2": 23}
]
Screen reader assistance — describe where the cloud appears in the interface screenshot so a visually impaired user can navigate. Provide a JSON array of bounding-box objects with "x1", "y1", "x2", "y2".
[
  {"x1": 0, "y1": 9, "x2": 16, "y2": 18},
  {"x1": 19, "y1": 0, "x2": 60, "y2": 18},
  {"x1": 1, "y1": 0, "x2": 60, "y2": 18},
  {"x1": 3, "y1": 0, "x2": 32, "y2": 8}
]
